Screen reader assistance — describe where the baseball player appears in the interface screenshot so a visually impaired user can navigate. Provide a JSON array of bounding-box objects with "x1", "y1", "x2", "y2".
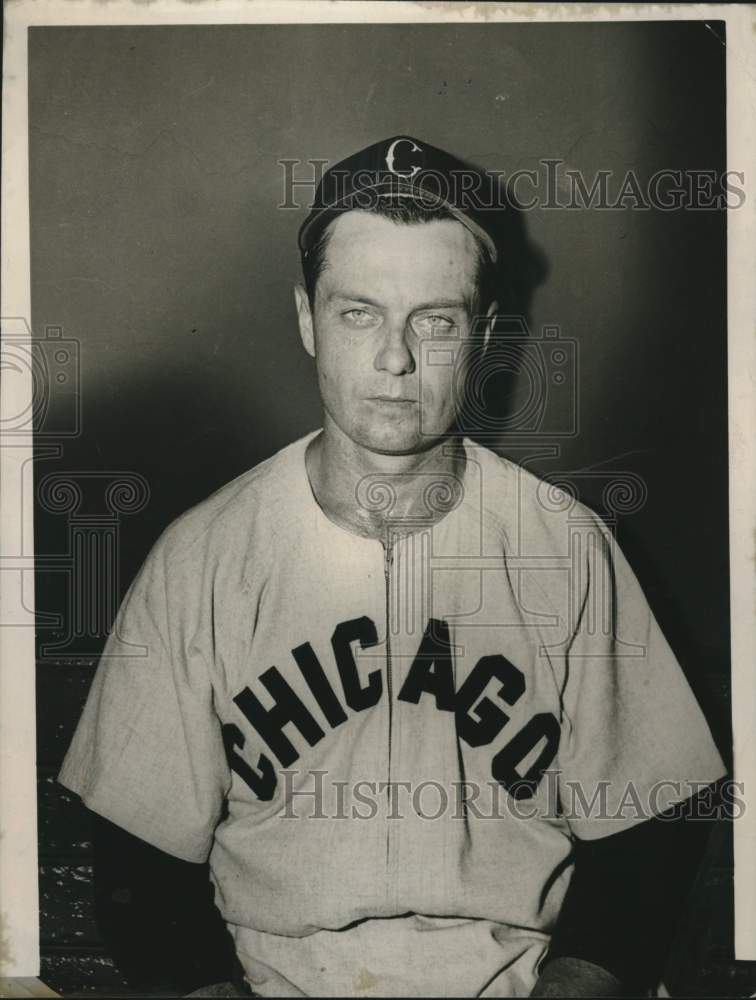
[{"x1": 60, "y1": 136, "x2": 726, "y2": 998}]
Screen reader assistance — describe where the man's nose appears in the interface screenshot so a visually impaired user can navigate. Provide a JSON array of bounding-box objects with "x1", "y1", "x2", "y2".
[{"x1": 373, "y1": 319, "x2": 416, "y2": 376}]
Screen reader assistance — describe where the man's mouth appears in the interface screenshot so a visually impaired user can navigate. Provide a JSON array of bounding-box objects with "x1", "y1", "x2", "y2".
[{"x1": 370, "y1": 395, "x2": 417, "y2": 404}]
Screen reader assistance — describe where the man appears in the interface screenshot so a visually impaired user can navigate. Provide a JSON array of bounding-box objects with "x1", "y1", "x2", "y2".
[{"x1": 60, "y1": 136, "x2": 726, "y2": 998}]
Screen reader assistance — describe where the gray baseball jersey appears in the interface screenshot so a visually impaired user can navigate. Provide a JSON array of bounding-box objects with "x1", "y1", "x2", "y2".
[{"x1": 59, "y1": 431, "x2": 725, "y2": 997}]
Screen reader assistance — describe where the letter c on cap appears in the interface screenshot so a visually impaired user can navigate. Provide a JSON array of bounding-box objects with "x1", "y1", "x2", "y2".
[{"x1": 385, "y1": 138, "x2": 422, "y2": 179}]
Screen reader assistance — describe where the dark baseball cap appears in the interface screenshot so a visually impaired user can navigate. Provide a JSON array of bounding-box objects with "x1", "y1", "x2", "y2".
[{"x1": 298, "y1": 135, "x2": 500, "y2": 262}]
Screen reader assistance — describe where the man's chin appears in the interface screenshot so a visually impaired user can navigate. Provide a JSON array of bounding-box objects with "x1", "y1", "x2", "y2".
[{"x1": 359, "y1": 425, "x2": 452, "y2": 456}]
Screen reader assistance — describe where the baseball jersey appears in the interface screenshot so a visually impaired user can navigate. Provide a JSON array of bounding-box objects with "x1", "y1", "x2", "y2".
[{"x1": 59, "y1": 430, "x2": 725, "y2": 998}]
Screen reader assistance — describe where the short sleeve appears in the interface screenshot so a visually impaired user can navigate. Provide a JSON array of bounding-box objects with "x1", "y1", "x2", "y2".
[
  {"x1": 556, "y1": 515, "x2": 726, "y2": 840},
  {"x1": 58, "y1": 537, "x2": 229, "y2": 862}
]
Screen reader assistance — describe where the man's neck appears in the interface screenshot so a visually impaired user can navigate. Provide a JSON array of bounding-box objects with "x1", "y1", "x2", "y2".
[{"x1": 305, "y1": 420, "x2": 466, "y2": 544}]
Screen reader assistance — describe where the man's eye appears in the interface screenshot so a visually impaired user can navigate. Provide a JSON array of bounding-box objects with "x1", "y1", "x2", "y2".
[
  {"x1": 413, "y1": 314, "x2": 456, "y2": 332},
  {"x1": 343, "y1": 309, "x2": 377, "y2": 327}
]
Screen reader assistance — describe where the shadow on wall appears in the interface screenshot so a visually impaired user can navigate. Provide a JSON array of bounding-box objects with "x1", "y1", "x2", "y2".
[
  {"x1": 455, "y1": 171, "x2": 551, "y2": 445},
  {"x1": 33, "y1": 352, "x2": 305, "y2": 669}
]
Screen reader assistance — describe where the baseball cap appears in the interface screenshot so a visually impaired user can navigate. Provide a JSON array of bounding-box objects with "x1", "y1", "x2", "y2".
[{"x1": 298, "y1": 135, "x2": 500, "y2": 262}]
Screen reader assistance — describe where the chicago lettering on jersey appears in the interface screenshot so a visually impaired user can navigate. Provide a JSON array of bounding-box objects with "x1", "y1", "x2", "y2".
[{"x1": 223, "y1": 616, "x2": 559, "y2": 802}]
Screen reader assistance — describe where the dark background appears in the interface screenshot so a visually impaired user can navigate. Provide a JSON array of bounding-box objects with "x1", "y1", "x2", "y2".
[{"x1": 29, "y1": 21, "x2": 738, "y2": 995}]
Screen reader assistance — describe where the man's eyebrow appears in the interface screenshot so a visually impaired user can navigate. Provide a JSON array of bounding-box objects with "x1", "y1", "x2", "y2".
[
  {"x1": 411, "y1": 300, "x2": 469, "y2": 312},
  {"x1": 326, "y1": 292, "x2": 384, "y2": 307},
  {"x1": 327, "y1": 292, "x2": 469, "y2": 311}
]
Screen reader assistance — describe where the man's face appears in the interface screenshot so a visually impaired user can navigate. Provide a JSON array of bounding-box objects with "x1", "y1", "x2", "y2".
[{"x1": 295, "y1": 210, "x2": 492, "y2": 456}]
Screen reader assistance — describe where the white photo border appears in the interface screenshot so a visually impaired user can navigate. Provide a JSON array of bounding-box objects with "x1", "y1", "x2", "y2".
[{"x1": 1, "y1": 0, "x2": 754, "y2": 977}]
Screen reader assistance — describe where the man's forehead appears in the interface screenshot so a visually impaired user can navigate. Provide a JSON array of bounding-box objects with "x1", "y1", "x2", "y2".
[{"x1": 322, "y1": 211, "x2": 478, "y2": 273}]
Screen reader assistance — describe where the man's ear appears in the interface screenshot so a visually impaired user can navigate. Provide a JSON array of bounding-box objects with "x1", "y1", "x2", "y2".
[{"x1": 294, "y1": 284, "x2": 315, "y2": 358}]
